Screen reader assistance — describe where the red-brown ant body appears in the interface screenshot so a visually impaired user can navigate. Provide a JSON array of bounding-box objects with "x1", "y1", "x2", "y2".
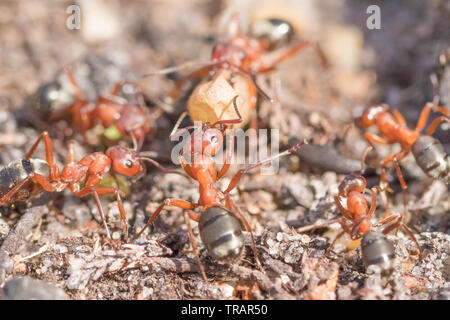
[
  {"x1": 298, "y1": 149, "x2": 422, "y2": 255},
  {"x1": 0, "y1": 131, "x2": 171, "y2": 241},
  {"x1": 134, "y1": 98, "x2": 307, "y2": 280},
  {"x1": 155, "y1": 14, "x2": 327, "y2": 130},
  {"x1": 355, "y1": 102, "x2": 449, "y2": 211},
  {"x1": 51, "y1": 67, "x2": 160, "y2": 150}
]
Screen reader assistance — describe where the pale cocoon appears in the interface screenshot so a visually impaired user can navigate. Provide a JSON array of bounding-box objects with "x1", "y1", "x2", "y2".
[{"x1": 187, "y1": 69, "x2": 253, "y2": 129}]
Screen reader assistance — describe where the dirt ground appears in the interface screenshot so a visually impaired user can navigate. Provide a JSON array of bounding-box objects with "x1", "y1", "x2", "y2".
[{"x1": 0, "y1": 0, "x2": 449, "y2": 300}]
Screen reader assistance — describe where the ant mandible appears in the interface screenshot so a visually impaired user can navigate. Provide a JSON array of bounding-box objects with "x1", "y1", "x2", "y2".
[
  {"x1": 134, "y1": 97, "x2": 307, "y2": 280},
  {"x1": 0, "y1": 131, "x2": 177, "y2": 242},
  {"x1": 297, "y1": 147, "x2": 422, "y2": 255},
  {"x1": 50, "y1": 67, "x2": 161, "y2": 150}
]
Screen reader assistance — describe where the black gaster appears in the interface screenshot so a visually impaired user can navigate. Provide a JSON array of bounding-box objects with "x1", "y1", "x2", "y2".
[{"x1": 198, "y1": 206, "x2": 244, "y2": 261}]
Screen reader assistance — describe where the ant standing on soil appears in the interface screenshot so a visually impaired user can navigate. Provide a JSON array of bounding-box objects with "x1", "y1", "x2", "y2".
[
  {"x1": 297, "y1": 147, "x2": 422, "y2": 255},
  {"x1": 151, "y1": 13, "x2": 327, "y2": 131},
  {"x1": 0, "y1": 131, "x2": 177, "y2": 242},
  {"x1": 50, "y1": 67, "x2": 162, "y2": 150},
  {"x1": 354, "y1": 101, "x2": 449, "y2": 214},
  {"x1": 134, "y1": 97, "x2": 307, "y2": 280}
]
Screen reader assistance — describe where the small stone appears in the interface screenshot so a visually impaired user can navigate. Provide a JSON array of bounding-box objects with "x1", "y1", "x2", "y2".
[{"x1": 0, "y1": 277, "x2": 67, "y2": 300}]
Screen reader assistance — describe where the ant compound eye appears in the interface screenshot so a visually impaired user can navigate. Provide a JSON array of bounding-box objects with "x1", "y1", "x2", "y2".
[{"x1": 125, "y1": 160, "x2": 133, "y2": 168}]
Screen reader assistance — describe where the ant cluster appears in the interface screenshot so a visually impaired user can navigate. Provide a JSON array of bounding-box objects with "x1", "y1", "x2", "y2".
[{"x1": 1, "y1": 13, "x2": 448, "y2": 286}]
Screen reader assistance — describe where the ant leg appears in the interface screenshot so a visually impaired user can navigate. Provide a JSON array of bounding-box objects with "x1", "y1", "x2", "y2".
[
  {"x1": 89, "y1": 186, "x2": 129, "y2": 241},
  {"x1": 179, "y1": 156, "x2": 196, "y2": 180},
  {"x1": 380, "y1": 167, "x2": 394, "y2": 210},
  {"x1": 431, "y1": 73, "x2": 441, "y2": 106},
  {"x1": 430, "y1": 74, "x2": 449, "y2": 115},
  {"x1": 256, "y1": 41, "x2": 328, "y2": 73},
  {"x1": 326, "y1": 231, "x2": 347, "y2": 255},
  {"x1": 248, "y1": 79, "x2": 258, "y2": 139},
  {"x1": 364, "y1": 132, "x2": 388, "y2": 149},
  {"x1": 401, "y1": 224, "x2": 422, "y2": 255},
  {"x1": 187, "y1": 210, "x2": 201, "y2": 222},
  {"x1": 217, "y1": 132, "x2": 234, "y2": 180},
  {"x1": 223, "y1": 139, "x2": 307, "y2": 194},
  {"x1": 373, "y1": 212, "x2": 401, "y2": 228},
  {"x1": 25, "y1": 132, "x2": 59, "y2": 181},
  {"x1": 184, "y1": 210, "x2": 208, "y2": 281},
  {"x1": 325, "y1": 220, "x2": 352, "y2": 255},
  {"x1": 295, "y1": 217, "x2": 343, "y2": 234},
  {"x1": 381, "y1": 150, "x2": 409, "y2": 217},
  {"x1": 415, "y1": 102, "x2": 434, "y2": 132},
  {"x1": 425, "y1": 116, "x2": 450, "y2": 136},
  {"x1": 0, "y1": 176, "x2": 30, "y2": 204},
  {"x1": 367, "y1": 188, "x2": 377, "y2": 219},
  {"x1": 168, "y1": 66, "x2": 212, "y2": 103},
  {"x1": 30, "y1": 173, "x2": 55, "y2": 192},
  {"x1": 0, "y1": 172, "x2": 56, "y2": 204},
  {"x1": 75, "y1": 187, "x2": 123, "y2": 240},
  {"x1": 64, "y1": 67, "x2": 85, "y2": 101},
  {"x1": 134, "y1": 199, "x2": 197, "y2": 240},
  {"x1": 393, "y1": 110, "x2": 406, "y2": 126},
  {"x1": 225, "y1": 194, "x2": 263, "y2": 271},
  {"x1": 97, "y1": 95, "x2": 128, "y2": 106},
  {"x1": 110, "y1": 80, "x2": 125, "y2": 96},
  {"x1": 67, "y1": 140, "x2": 75, "y2": 163},
  {"x1": 334, "y1": 195, "x2": 354, "y2": 221},
  {"x1": 377, "y1": 214, "x2": 422, "y2": 254}
]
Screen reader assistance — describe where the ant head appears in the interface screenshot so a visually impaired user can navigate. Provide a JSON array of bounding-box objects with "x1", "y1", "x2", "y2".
[
  {"x1": 212, "y1": 43, "x2": 248, "y2": 69},
  {"x1": 106, "y1": 146, "x2": 143, "y2": 176},
  {"x1": 250, "y1": 18, "x2": 295, "y2": 50},
  {"x1": 338, "y1": 173, "x2": 366, "y2": 197},
  {"x1": 355, "y1": 104, "x2": 388, "y2": 128},
  {"x1": 177, "y1": 123, "x2": 225, "y2": 157},
  {"x1": 202, "y1": 124, "x2": 224, "y2": 156},
  {"x1": 186, "y1": 124, "x2": 224, "y2": 156}
]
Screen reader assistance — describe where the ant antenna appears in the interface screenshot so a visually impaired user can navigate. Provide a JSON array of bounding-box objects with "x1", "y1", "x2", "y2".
[
  {"x1": 142, "y1": 61, "x2": 213, "y2": 77},
  {"x1": 430, "y1": 73, "x2": 441, "y2": 108},
  {"x1": 359, "y1": 145, "x2": 373, "y2": 174},
  {"x1": 170, "y1": 111, "x2": 189, "y2": 137},
  {"x1": 139, "y1": 157, "x2": 189, "y2": 178},
  {"x1": 340, "y1": 122, "x2": 353, "y2": 144},
  {"x1": 128, "y1": 130, "x2": 139, "y2": 152},
  {"x1": 229, "y1": 63, "x2": 274, "y2": 103},
  {"x1": 211, "y1": 95, "x2": 243, "y2": 127}
]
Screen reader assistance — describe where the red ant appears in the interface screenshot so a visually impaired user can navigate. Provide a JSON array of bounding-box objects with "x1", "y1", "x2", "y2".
[
  {"x1": 297, "y1": 147, "x2": 422, "y2": 255},
  {"x1": 134, "y1": 97, "x2": 307, "y2": 280},
  {"x1": 50, "y1": 67, "x2": 161, "y2": 150},
  {"x1": 0, "y1": 131, "x2": 178, "y2": 242},
  {"x1": 150, "y1": 13, "x2": 327, "y2": 130},
  {"x1": 354, "y1": 101, "x2": 449, "y2": 212}
]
